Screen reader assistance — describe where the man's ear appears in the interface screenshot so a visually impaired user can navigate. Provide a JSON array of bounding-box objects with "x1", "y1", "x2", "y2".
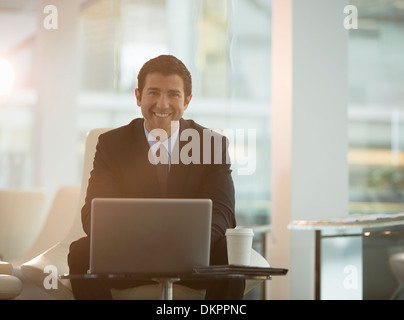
[
  {"x1": 184, "y1": 94, "x2": 192, "y2": 110},
  {"x1": 135, "y1": 88, "x2": 141, "y2": 106}
]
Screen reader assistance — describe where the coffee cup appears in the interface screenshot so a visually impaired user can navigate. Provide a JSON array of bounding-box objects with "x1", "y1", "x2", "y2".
[{"x1": 225, "y1": 228, "x2": 254, "y2": 265}]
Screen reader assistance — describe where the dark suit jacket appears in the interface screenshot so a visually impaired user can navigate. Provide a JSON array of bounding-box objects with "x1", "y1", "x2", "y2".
[{"x1": 81, "y1": 118, "x2": 236, "y2": 246}]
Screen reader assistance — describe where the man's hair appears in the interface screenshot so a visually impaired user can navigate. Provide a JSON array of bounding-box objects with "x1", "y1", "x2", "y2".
[{"x1": 137, "y1": 55, "x2": 192, "y2": 98}]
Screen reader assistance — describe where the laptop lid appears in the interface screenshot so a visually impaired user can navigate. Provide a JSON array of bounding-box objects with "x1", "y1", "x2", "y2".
[{"x1": 89, "y1": 198, "x2": 212, "y2": 275}]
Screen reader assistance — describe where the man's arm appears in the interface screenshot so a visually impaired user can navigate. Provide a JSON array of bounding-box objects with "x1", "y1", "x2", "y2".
[
  {"x1": 198, "y1": 133, "x2": 236, "y2": 246},
  {"x1": 81, "y1": 134, "x2": 123, "y2": 235}
]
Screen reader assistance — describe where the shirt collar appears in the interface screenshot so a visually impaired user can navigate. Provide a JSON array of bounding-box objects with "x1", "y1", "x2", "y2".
[{"x1": 143, "y1": 121, "x2": 180, "y2": 156}]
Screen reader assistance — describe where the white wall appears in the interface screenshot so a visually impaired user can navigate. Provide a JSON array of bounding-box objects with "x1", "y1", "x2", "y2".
[
  {"x1": 33, "y1": 0, "x2": 79, "y2": 199},
  {"x1": 269, "y1": 0, "x2": 349, "y2": 299}
]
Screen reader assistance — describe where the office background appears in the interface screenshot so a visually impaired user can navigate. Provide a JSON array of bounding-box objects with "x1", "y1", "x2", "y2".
[{"x1": 0, "y1": 0, "x2": 403, "y2": 299}]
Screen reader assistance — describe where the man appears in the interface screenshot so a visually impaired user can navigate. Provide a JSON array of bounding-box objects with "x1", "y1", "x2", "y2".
[{"x1": 68, "y1": 55, "x2": 244, "y2": 299}]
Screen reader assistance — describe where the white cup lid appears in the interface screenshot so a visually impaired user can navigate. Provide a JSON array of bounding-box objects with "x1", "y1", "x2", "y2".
[{"x1": 225, "y1": 228, "x2": 254, "y2": 236}]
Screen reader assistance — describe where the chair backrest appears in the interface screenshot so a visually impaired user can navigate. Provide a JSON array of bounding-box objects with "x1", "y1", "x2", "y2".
[
  {"x1": 18, "y1": 129, "x2": 113, "y2": 300},
  {"x1": 62, "y1": 128, "x2": 113, "y2": 244},
  {"x1": 12, "y1": 186, "x2": 81, "y2": 266},
  {"x1": 0, "y1": 189, "x2": 47, "y2": 261}
]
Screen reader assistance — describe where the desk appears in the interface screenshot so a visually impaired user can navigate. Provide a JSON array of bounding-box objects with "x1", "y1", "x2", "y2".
[
  {"x1": 61, "y1": 266, "x2": 287, "y2": 300},
  {"x1": 289, "y1": 212, "x2": 404, "y2": 299}
]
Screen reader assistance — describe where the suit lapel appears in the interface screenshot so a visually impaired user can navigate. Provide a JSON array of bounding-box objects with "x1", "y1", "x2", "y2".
[
  {"x1": 126, "y1": 119, "x2": 161, "y2": 197},
  {"x1": 167, "y1": 118, "x2": 192, "y2": 198}
]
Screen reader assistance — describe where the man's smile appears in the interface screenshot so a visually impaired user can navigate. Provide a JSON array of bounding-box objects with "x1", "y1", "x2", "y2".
[{"x1": 154, "y1": 112, "x2": 170, "y2": 118}]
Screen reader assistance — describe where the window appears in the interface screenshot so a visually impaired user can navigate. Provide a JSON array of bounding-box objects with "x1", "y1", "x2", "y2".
[
  {"x1": 77, "y1": 0, "x2": 272, "y2": 226},
  {"x1": 348, "y1": 0, "x2": 404, "y2": 214}
]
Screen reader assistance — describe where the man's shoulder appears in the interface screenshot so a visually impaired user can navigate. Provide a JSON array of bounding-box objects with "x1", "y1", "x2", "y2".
[
  {"x1": 181, "y1": 118, "x2": 205, "y2": 131},
  {"x1": 181, "y1": 118, "x2": 225, "y2": 139}
]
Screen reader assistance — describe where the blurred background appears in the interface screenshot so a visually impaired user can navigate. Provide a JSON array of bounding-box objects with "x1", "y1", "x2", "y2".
[
  {"x1": 0, "y1": 0, "x2": 404, "y2": 300},
  {"x1": 1, "y1": 0, "x2": 404, "y2": 227}
]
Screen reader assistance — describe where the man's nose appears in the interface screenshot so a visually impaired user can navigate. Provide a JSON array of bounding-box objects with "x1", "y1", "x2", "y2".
[{"x1": 156, "y1": 94, "x2": 169, "y2": 109}]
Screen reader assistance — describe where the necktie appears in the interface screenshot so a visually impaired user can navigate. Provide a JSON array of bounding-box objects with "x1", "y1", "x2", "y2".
[{"x1": 155, "y1": 144, "x2": 169, "y2": 197}]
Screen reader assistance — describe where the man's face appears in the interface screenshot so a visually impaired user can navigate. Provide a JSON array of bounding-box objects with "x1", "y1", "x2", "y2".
[{"x1": 135, "y1": 72, "x2": 192, "y2": 136}]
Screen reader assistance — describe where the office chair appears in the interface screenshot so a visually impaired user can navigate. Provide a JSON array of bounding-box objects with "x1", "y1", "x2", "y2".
[
  {"x1": 0, "y1": 262, "x2": 22, "y2": 300},
  {"x1": 0, "y1": 189, "x2": 46, "y2": 262}
]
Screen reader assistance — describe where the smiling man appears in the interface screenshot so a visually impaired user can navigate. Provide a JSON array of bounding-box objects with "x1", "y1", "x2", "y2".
[
  {"x1": 67, "y1": 55, "x2": 245, "y2": 300},
  {"x1": 135, "y1": 60, "x2": 192, "y2": 137}
]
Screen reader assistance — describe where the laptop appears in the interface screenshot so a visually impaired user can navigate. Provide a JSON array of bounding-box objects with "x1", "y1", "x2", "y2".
[{"x1": 89, "y1": 198, "x2": 212, "y2": 276}]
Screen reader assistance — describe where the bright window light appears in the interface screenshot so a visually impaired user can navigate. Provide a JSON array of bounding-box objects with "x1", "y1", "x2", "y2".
[{"x1": 0, "y1": 58, "x2": 15, "y2": 95}]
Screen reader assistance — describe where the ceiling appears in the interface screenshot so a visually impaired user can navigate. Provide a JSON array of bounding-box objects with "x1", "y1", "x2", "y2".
[
  {"x1": 0, "y1": 0, "x2": 402, "y2": 19},
  {"x1": 0, "y1": 0, "x2": 95, "y2": 12}
]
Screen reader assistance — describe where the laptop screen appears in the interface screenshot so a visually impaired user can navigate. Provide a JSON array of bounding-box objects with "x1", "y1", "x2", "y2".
[{"x1": 89, "y1": 198, "x2": 212, "y2": 275}]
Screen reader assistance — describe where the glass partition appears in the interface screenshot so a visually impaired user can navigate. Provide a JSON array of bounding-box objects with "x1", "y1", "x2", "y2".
[{"x1": 348, "y1": 0, "x2": 404, "y2": 215}]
